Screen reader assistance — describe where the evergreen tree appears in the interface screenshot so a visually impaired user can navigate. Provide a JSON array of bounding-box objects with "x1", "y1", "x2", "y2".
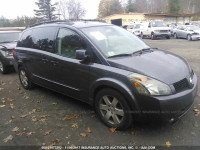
[
  {"x1": 126, "y1": 0, "x2": 135, "y2": 13},
  {"x1": 34, "y1": 0, "x2": 58, "y2": 22},
  {"x1": 169, "y1": 0, "x2": 180, "y2": 14}
]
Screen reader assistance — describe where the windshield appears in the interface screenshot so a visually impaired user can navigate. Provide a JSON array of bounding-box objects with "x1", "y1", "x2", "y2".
[
  {"x1": 81, "y1": 26, "x2": 149, "y2": 57},
  {"x1": 152, "y1": 21, "x2": 167, "y2": 27},
  {"x1": 0, "y1": 32, "x2": 20, "y2": 43},
  {"x1": 187, "y1": 26, "x2": 200, "y2": 30},
  {"x1": 135, "y1": 24, "x2": 141, "y2": 29}
]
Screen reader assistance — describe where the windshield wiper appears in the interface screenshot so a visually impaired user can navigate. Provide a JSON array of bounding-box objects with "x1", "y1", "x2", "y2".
[
  {"x1": 108, "y1": 53, "x2": 132, "y2": 58},
  {"x1": 0, "y1": 45, "x2": 7, "y2": 49},
  {"x1": 132, "y1": 48, "x2": 157, "y2": 55}
]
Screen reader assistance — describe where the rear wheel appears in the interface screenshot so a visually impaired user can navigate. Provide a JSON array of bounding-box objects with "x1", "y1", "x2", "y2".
[
  {"x1": 19, "y1": 67, "x2": 33, "y2": 90},
  {"x1": 0, "y1": 60, "x2": 8, "y2": 74},
  {"x1": 95, "y1": 88, "x2": 133, "y2": 130}
]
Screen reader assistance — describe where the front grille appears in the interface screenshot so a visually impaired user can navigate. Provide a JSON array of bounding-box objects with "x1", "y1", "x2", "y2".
[
  {"x1": 160, "y1": 30, "x2": 168, "y2": 33},
  {"x1": 173, "y1": 78, "x2": 189, "y2": 93}
]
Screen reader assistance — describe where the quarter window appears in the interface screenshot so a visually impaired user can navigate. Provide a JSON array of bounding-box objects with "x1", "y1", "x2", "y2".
[
  {"x1": 18, "y1": 30, "x2": 32, "y2": 48},
  {"x1": 56, "y1": 28, "x2": 86, "y2": 58}
]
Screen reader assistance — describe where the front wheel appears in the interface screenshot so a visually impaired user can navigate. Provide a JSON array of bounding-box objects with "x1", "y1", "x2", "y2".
[
  {"x1": 187, "y1": 34, "x2": 192, "y2": 41},
  {"x1": 151, "y1": 33, "x2": 156, "y2": 40},
  {"x1": 166, "y1": 36, "x2": 170, "y2": 39},
  {"x1": 19, "y1": 67, "x2": 33, "y2": 90},
  {"x1": 95, "y1": 88, "x2": 133, "y2": 130},
  {"x1": 141, "y1": 32, "x2": 144, "y2": 39}
]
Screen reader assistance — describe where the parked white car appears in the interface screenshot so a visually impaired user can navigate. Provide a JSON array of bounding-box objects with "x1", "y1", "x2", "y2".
[
  {"x1": 140, "y1": 21, "x2": 171, "y2": 40},
  {"x1": 127, "y1": 23, "x2": 141, "y2": 36}
]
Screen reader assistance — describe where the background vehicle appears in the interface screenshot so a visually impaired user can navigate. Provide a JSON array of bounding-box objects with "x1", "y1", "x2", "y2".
[
  {"x1": 127, "y1": 23, "x2": 141, "y2": 36},
  {"x1": 140, "y1": 20, "x2": 171, "y2": 40},
  {"x1": 174, "y1": 25, "x2": 200, "y2": 41},
  {"x1": 0, "y1": 31, "x2": 21, "y2": 74},
  {"x1": 14, "y1": 21, "x2": 197, "y2": 130}
]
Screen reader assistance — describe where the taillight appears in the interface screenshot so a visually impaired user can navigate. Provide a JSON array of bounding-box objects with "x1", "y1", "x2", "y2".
[{"x1": 13, "y1": 48, "x2": 16, "y2": 57}]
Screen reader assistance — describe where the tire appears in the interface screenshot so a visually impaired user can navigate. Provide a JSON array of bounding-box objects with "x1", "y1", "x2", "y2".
[
  {"x1": 18, "y1": 66, "x2": 33, "y2": 90},
  {"x1": 174, "y1": 33, "x2": 178, "y2": 39},
  {"x1": 166, "y1": 36, "x2": 170, "y2": 39},
  {"x1": 151, "y1": 33, "x2": 156, "y2": 40},
  {"x1": 187, "y1": 34, "x2": 192, "y2": 41},
  {"x1": 0, "y1": 60, "x2": 8, "y2": 74},
  {"x1": 95, "y1": 88, "x2": 133, "y2": 130},
  {"x1": 141, "y1": 32, "x2": 144, "y2": 39}
]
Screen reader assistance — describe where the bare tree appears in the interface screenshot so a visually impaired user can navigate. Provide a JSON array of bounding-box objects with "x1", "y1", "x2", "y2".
[{"x1": 58, "y1": 0, "x2": 86, "y2": 20}]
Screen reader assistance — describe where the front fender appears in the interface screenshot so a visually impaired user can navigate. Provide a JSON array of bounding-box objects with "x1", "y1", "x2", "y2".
[{"x1": 89, "y1": 77, "x2": 140, "y2": 112}]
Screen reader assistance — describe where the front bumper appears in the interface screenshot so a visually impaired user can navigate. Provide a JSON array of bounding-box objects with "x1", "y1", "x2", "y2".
[
  {"x1": 191, "y1": 35, "x2": 200, "y2": 40},
  {"x1": 0, "y1": 56, "x2": 14, "y2": 67},
  {"x1": 154, "y1": 32, "x2": 171, "y2": 37},
  {"x1": 135, "y1": 74, "x2": 198, "y2": 122}
]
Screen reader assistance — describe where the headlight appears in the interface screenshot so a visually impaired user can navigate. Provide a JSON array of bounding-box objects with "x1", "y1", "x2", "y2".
[
  {"x1": 0, "y1": 50, "x2": 12, "y2": 57},
  {"x1": 128, "y1": 73, "x2": 172, "y2": 96}
]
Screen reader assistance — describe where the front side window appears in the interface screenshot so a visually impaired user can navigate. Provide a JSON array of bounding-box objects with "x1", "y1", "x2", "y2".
[
  {"x1": 56, "y1": 28, "x2": 86, "y2": 58},
  {"x1": 18, "y1": 30, "x2": 32, "y2": 48}
]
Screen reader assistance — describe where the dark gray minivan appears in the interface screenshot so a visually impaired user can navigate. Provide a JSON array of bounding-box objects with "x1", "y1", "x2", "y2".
[{"x1": 14, "y1": 21, "x2": 198, "y2": 129}]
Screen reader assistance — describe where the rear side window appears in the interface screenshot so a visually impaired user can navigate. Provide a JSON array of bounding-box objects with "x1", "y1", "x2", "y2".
[
  {"x1": 32, "y1": 27, "x2": 58, "y2": 52},
  {"x1": 18, "y1": 30, "x2": 32, "y2": 48}
]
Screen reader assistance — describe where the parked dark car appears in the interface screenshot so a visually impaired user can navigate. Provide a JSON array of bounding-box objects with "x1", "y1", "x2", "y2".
[
  {"x1": 13, "y1": 21, "x2": 198, "y2": 129},
  {"x1": 0, "y1": 31, "x2": 21, "y2": 74}
]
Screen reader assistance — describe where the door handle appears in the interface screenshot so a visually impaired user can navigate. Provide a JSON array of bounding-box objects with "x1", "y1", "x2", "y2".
[
  {"x1": 51, "y1": 60, "x2": 59, "y2": 66},
  {"x1": 42, "y1": 58, "x2": 49, "y2": 63}
]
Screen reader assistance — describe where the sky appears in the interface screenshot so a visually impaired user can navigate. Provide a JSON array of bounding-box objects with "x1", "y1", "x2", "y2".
[{"x1": 0, "y1": 0, "x2": 100, "y2": 19}]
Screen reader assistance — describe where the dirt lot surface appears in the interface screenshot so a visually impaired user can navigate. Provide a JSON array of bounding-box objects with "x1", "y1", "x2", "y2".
[{"x1": 0, "y1": 39, "x2": 200, "y2": 150}]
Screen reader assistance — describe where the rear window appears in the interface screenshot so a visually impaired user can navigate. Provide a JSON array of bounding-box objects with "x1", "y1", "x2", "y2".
[{"x1": 0, "y1": 32, "x2": 20, "y2": 43}]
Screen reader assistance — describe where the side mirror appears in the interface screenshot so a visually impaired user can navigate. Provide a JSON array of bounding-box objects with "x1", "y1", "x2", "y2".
[{"x1": 75, "y1": 50, "x2": 89, "y2": 61}]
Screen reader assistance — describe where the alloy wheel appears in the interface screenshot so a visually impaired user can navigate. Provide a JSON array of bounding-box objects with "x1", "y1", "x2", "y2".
[
  {"x1": 0, "y1": 61, "x2": 3, "y2": 72},
  {"x1": 99, "y1": 95, "x2": 124, "y2": 125},
  {"x1": 20, "y1": 70, "x2": 29, "y2": 87}
]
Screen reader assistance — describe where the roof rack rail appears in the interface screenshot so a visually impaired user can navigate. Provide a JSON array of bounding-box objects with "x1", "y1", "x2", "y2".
[{"x1": 28, "y1": 20, "x2": 71, "y2": 28}]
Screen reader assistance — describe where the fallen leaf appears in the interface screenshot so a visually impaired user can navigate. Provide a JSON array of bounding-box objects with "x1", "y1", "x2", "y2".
[
  {"x1": 0, "y1": 105, "x2": 6, "y2": 108},
  {"x1": 74, "y1": 114, "x2": 81, "y2": 118},
  {"x1": 20, "y1": 114, "x2": 28, "y2": 118},
  {"x1": 91, "y1": 114, "x2": 96, "y2": 118},
  {"x1": 80, "y1": 133, "x2": 87, "y2": 137},
  {"x1": 37, "y1": 100, "x2": 42, "y2": 103},
  {"x1": 27, "y1": 132, "x2": 35, "y2": 136},
  {"x1": 16, "y1": 132, "x2": 25, "y2": 136},
  {"x1": 9, "y1": 103, "x2": 14, "y2": 109},
  {"x1": 131, "y1": 130, "x2": 136, "y2": 135},
  {"x1": 197, "y1": 94, "x2": 200, "y2": 97},
  {"x1": 62, "y1": 116, "x2": 74, "y2": 120},
  {"x1": 52, "y1": 102, "x2": 57, "y2": 105},
  {"x1": 32, "y1": 118, "x2": 37, "y2": 122},
  {"x1": 109, "y1": 127, "x2": 116, "y2": 133},
  {"x1": 41, "y1": 115, "x2": 47, "y2": 118},
  {"x1": 5, "y1": 120, "x2": 12, "y2": 125},
  {"x1": 39, "y1": 119, "x2": 46, "y2": 122},
  {"x1": 87, "y1": 128, "x2": 92, "y2": 133},
  {"x1": 195, "y1": 112, "x2": 200, "y2": 117},
  {"x1": 44, "y1": 130, "x2": 52, "y2": 136},
  {"x1": 25, "y1": 96, "x2": 30, "y2": 100},
  {"x1": 12, "y1": 127, "x2": 19, "y2": 132},
  {"x1": 29, "y1": 109, "x2": 36, "y2": 114},
  {"x1": 10, "y1": 115, "x2": 15, "y2": 119},
  {"x1": 72, "y1": 123, "x2": 78, "y2": 128},
  {"x1": 7, "y1": 98, "x2": 14, "y2": 102},
  {"x1": 3, "y1": 135, "x2": 13, "y2": 143},
  {"x1": 166, "y1": 141, "x2": 171, "y2": 147},
  {"x1": 0, "y1": 88, "x2": 4, "y2": 91},
  {"x1": 193, "y1": 109, "x2": 200, "y2": 112},
  {"x1": 49, "y1": 139, "x2": 61, "y2": 146}
]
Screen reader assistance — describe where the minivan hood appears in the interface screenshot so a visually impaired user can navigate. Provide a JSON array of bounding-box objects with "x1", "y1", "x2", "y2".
[
  {"x1": 108, "y1": 50, "x2": 190, "y2": 84},
  {"x1": 152, "y1": 27, "x2": 170, "y2": 30}
]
